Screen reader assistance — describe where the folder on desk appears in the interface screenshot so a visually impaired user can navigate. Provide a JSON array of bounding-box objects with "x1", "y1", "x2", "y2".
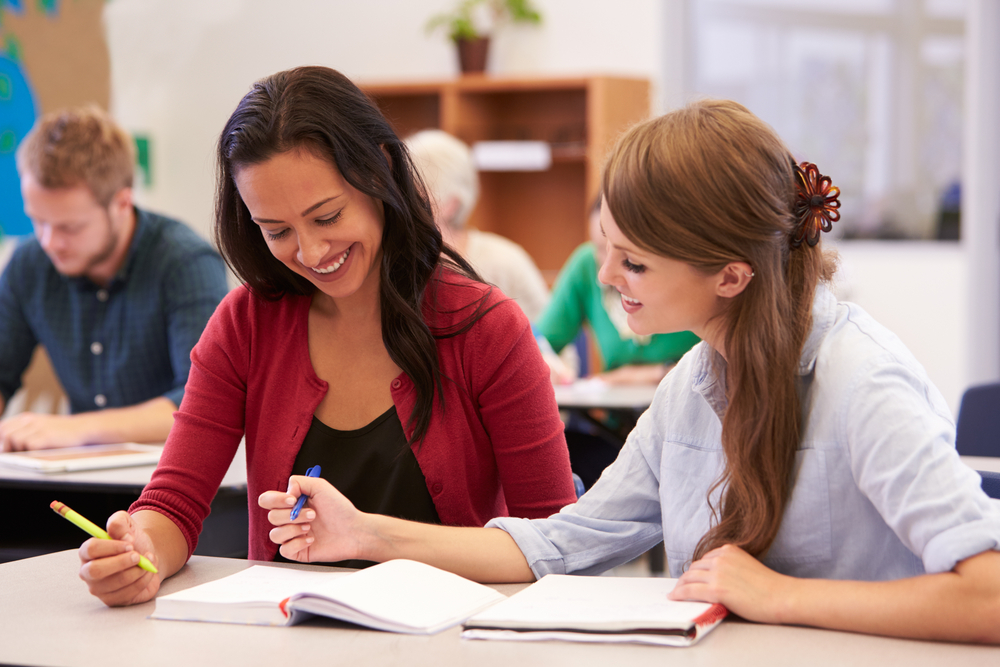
[
  {"x1": 461, "y1": 574, "x2": 727, "y2": 647},
  {"x1": 0, "y1": 443, "x2": 163, "y2": 473}
]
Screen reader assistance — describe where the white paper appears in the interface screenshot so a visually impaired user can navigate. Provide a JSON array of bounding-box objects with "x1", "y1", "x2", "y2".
[
  {"x1": 461, "y1": 628, "x2": 700, "y2": 647},
  {"x1": 472, "y1": 141, "x2": 552, "y2": 171},
  {"x1": 152, "y1": 560, "x2": 507, "y2": 634},
  {"x1": 289, "y1": 559, "x2": 506, "y2": 633},
  {"x1": 462, "y1": 574, "x2": 726, "y2": 646}
]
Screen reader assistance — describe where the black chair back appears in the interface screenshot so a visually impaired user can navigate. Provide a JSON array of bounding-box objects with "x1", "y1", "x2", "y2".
[
  {"x1": 978, "y1": 470, "x2": 1000, "y2": 500},
  {"x1": 956, "y1": 382, "x2": 1000, "y2": 457}
]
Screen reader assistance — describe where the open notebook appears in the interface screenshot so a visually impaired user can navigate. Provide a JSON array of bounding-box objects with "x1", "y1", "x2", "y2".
[
  {"x1": 151, "y1": 560, "x2": 506, "y2": 635},
  {"x1": 462, "y1": 574, "x2": 728, "y2": 647},
  {"x1": 0, "y1": 443, "x2": 163, "y2": 473}
]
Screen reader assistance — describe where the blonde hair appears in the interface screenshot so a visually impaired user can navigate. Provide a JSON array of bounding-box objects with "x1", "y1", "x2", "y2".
[
  {"x1": 404, "y1": 129, "x2": 479, "y2": 230},
  {"x1": 16, "y1": 106, "x2": 134, "y2": 207},
  {"x1": 603, "y1": 99, "x2": 837, "y2": 561}
]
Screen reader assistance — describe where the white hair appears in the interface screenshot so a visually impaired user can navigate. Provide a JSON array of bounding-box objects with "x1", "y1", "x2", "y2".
[{"x1": 405, "y1": 129, "x2": 479, "y2": 230}]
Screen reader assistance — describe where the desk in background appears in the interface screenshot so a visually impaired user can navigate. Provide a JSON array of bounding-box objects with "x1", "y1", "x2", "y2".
[
  {"x1": 2, "y1": 550, "x2": 997, "y2": 667},
  {"x1": 552, "y1": 380, "x2": 656, "y2": 448},
  {"x1": 553, "y1": 381, "x2": 657, "y2": 412},
  {"x1": 962, "y1": 456, "x2": 1000, "y2": 474},
  {"x1": 0, "y1": 444, "x2": 248, "y2": 562},
  {"x1": 554, "y1": 381, "x2": 662, "y2": 572}
]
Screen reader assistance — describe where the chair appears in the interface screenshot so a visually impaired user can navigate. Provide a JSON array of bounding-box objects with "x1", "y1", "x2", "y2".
[
  {"x1": 955, "y1": 382, "x2": 1000, "y2": 457},
  {"x1": 572, "y1": 329, "x2": 590, "y2": 378},
  {"x1": 979, "y1": 470, "x2": 1000, "y2": 500}
]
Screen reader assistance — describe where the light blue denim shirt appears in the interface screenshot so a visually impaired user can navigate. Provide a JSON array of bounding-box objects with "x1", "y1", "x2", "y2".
[{"x1": 490, "y1": 285, "x2": 1000, "y2": 580}]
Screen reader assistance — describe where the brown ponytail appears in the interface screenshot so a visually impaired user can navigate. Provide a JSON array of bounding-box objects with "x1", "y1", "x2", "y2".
[{"x1": 602, "y1": 100, "x2": 837, "y2": 561}]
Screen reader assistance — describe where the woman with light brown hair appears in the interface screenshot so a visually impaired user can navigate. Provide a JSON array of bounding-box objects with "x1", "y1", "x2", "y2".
[{"x1": 259, "y1": 99, "x2": 1000, "y2": 643}]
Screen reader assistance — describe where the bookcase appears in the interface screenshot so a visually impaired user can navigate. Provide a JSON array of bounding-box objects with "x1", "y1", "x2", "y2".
[{"x1": 360, "y1": 76, "x2": 650, "y2": 281}]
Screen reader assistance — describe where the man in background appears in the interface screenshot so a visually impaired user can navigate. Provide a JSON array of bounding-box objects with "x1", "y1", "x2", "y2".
[
  {"x1": 405, "y1": 129, "x2": 550, "y2": 321},
  {"x1": 0, "y1": 106, "x2": 229, "y2": 451}
]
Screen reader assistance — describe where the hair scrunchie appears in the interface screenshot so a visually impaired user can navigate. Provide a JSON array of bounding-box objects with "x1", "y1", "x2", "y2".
[{"x1": 791, "y1": 161, "x2": 840, "y2": 248}]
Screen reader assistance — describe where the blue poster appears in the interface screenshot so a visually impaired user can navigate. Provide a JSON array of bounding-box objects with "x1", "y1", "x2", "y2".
[{"x1": 0, "y1": 52, "x2": 37, "y2": 237}]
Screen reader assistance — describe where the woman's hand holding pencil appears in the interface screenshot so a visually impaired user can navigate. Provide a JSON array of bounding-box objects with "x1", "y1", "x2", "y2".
[
  {"x1": 51, "y1": 501, "x2": 157, "y2": 572},
  {"x1": 71, "y1": 507, "x2": 163, "y2": 607}
]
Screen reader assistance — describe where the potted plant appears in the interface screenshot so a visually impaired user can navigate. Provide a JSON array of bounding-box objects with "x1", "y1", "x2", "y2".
[{"x1": 427, "y1": 0, "x2": 542, "y2": 74}]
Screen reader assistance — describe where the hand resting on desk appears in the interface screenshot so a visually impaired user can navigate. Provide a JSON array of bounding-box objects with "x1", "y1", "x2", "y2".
[
  {"x1": 0, "y1": 413, "x2": 88, "y2": 451},
  {"x1": 0, "y1": 396, "x2": 176, "y2": 452},
  {"x1": 669, "y1": 542, "x2": 1000, "y2": 642}
]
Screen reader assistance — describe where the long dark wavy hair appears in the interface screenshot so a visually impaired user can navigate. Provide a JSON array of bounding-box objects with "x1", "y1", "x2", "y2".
[
  {"x1": 215, "y1": 66, "x2": 487, "y2": 445},
  {"x1": 603, "y1": 100, "x2": 837, "y2": 562}
]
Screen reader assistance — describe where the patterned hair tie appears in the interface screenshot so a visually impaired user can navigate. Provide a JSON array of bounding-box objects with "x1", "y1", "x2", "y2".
[{"x1": 791, "y1": 161, "x2": 840, "y2": 248}]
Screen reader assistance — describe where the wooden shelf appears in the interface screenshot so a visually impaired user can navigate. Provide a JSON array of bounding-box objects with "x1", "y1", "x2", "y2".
[{"x1": 361, "y1": 76, "x2": 650, "y2": 277}]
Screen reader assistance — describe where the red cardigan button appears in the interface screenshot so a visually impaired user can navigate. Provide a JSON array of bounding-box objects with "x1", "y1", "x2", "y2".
[{"x1": 391, "y1": 378, "x2": 402, "y2": 389}]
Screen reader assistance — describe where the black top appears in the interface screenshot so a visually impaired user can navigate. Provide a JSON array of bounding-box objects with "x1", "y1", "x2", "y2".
[{"x1": 275, "y1": 406, "x2": 440, "y2": 568}]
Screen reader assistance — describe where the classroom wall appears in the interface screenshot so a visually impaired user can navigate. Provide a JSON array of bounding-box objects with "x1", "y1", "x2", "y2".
[
  {"x1": 832, "y1": 241, "x2": 966, "y2": 416},
  {"x1": 93, "y1": 0, "x2": 994, "y2": 417},
  {"x1": 104, "y1": 0, "x2": 662, "y2": 244}
]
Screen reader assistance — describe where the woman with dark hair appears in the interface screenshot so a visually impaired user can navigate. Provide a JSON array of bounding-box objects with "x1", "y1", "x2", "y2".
[
  {"x1": 256, "y1": 99, "x2": 1000, "y2": 643},
  {"x1": 76, "y1": 66, "x2": 575, "y2": 605}
]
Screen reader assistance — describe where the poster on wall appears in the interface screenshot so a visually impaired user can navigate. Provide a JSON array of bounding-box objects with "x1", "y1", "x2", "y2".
[{"x1": 0, "y1": 0, "x2": 110, "y2": 238}]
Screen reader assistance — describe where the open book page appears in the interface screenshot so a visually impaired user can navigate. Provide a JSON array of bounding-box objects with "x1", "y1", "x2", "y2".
[
  {"x1": 151, "y1": 566, "x2": 353, "y2": 626},
  {"x1": 462, "y1": 575, "x2": 727, "y2": 647},
  {"x1": 152, "y1": 560, "x2": 507, "y2": 634},
  {"x1": 288, "y1": 559, "x2": 507, "y2": 633}
]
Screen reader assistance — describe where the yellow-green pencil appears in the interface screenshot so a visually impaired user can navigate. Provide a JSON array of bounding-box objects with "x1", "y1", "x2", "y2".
[{"x1": 50, "y1": 500, "x2": 158, "y2": 573}]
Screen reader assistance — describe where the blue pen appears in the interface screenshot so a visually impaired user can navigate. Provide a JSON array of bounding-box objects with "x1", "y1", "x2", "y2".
[{"x1": 289, "y1": 465, "x2": 322, "y2": 520}]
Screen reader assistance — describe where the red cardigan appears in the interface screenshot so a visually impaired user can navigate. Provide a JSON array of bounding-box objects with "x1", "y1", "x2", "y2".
[{"x1": 133, "y1": 272, "x2": 575, "y2": 561}]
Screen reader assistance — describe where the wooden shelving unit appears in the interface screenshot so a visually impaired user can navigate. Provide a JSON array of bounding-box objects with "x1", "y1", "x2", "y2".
[{"x1": 361, "y1": 75, "x2": 650, "y2": 280}]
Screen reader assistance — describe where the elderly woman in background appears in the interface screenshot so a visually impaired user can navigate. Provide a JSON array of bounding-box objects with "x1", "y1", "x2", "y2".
[{"x1": 405, "y1": 129, "x2": 551, "y2": 322}]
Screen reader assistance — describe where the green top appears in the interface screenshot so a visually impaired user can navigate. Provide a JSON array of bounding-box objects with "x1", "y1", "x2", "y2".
[{"x1": 537, "y1": 243, "x2": 700, "y2": 371}]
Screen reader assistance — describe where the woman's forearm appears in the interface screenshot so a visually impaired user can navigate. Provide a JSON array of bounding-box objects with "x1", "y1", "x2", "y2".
[
  {"x1": 780, "y1": 551, "x2": 1000, "y2": 643},
  {"x1": 360, "y1": 515, "x2": 535, "y2": 584}
]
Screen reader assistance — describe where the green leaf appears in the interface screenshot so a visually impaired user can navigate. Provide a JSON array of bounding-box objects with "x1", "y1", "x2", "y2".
[
  {"x1": 4, "y1": 34, "x2": 22, "y2": 64},
  {"x1": 0, "y1": 130, "x2": 15, "y2": 153},
  {"x1": 426, "y1": 0, "x2": 541, "y2": 42}
]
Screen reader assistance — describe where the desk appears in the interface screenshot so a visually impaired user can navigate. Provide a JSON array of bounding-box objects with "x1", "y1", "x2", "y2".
[
  {"x1": 554, "y1": 381, "x2": 663, "y2": 572},
  {"x1": 962, "y1": 456, "x2": 1000, "y2": 474},
  {"x1": 0, "y1": 445, "x2": 249, "y2": 561},
  {"x1": 553, "y1": 381, "x2": 657, "y2": 411},
  {"x1": 1, "y1": 550, "x2": 997, "y2": 667},
  {"x1": 552, "y1": 380, "x2": 656, "y2": 448}
]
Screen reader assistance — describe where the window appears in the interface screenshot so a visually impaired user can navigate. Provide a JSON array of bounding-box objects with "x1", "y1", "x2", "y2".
[{"x1": 688, "y1": 0, "x2": 965, "y2": 239}]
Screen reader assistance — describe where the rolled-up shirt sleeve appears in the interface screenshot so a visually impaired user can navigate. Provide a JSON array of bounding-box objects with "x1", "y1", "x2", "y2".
[
  {"x1": 843, "y1": 356, "x2": 1000, "y2": 573},
  {"x1": 488, "y1": 402, "x2": 667, "y2": 578}
]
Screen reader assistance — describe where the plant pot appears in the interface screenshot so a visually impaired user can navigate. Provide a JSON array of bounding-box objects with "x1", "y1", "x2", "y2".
[{"x1": 456, "y1": 36, "x2": 490, "y2": 74}]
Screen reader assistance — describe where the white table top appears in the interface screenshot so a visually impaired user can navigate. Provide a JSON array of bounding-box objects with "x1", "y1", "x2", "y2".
[
  {"x1": 553, "y1": 380, "x2": 657, "y2": 410},
  {"x1": 0, "y1": 442, "x2": 248, "y2": 491},
  {"x1": 961, "y1": 456, "x2": 1000, "y2": 474},
  {"x1": 1, "y1": 550, "x2": 996, "y2": 667}
]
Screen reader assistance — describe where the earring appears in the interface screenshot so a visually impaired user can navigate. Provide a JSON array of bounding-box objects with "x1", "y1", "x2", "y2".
[{"x1": 744, "y1": 271, "x2": 755, "y2": 278}]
